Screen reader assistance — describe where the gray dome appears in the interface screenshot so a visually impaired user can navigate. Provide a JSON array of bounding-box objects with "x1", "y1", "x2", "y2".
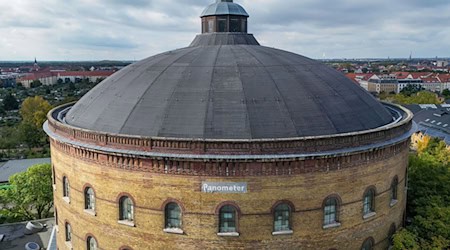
[
  {"x1": 65, "y1": 38, "x2": 394, "y2": 140},
  {"x1": 201, "y1": 0, "x2": 249, "y2": 17}
]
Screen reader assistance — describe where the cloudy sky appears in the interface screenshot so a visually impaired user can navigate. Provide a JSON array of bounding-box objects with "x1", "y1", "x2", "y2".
[{"x1": 0, "y1": 0, "x2": 449, "y2": 61}]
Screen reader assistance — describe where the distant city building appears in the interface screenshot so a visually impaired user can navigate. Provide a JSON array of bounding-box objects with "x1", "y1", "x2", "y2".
[
  {"x1": 17, "y1": 70, "x2": 114, "y2": 88},
  {"x1": 348, "y1": 72, "x2": 450, "y2": 94}
]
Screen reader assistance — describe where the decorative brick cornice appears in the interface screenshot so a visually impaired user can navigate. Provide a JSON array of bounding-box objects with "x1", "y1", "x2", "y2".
[
  {"x1": 50, "y1": 138, "x2": 409, "y2": 177},
  {"x1": 46, "y1": 103, "x2": 413, "y2": 156}
]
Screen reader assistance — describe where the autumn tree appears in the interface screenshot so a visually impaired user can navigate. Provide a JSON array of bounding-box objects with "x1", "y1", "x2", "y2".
[
  {"x1": 17, "y1": 96, "x2": 52, "y2": 148},
  {"x1": 20, "y1": 96, "x2": 52, "y2": 129},
  {"x1": 0, "y1": 163, "x2": 53, "y2": 223}
]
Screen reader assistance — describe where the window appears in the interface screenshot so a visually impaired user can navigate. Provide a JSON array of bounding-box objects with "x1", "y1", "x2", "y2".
[
  {"x1": 361, "y1": 237, "x2": 374, "y2": 250},
  {"x1": 165, "y1": 202, "x2": 182, "y2": 229},
  {"x1": 217, "y1": 18, "x2": 227, "y2": 32},
  {"x1": 363, "y1": 188, "x2": 375, "y2": 216},
  {"x1": 273, "y1": 203, "x2": 291, "y2": 232},
  {"x1": 208, "y1": 20, "x2": 214, "y2": 33},
  {"x1": 230, "y1": 18, "x2": 240, "y2": 32},
  {"x1": 241, "y1": 19, "x2": 247, "y2": 33},
  {"x1": 85, "y1": 187, "x2": 96, "y2": 211},
  {"x1": 65, "y1": 222, "x2": 72, "y2": 242},
  {"x1": 119, "y1": 196, "x2": 134, "y2": 221},
  {"x1": 52, "y1": 165, "x2": 56, "y2": 185},
  {"x1": 87, "y1": 236, "x2": 98, "y2": 250},
  {"x1": 219, "y1": 205, "x2": 237, "y2": 233},
  {"x1": 63, "y1": 176, "x2": 70, "y2": 198},
  {"x1": 388, "y1": 223, "x2": 396, "y2": 246},
  {"x1": 391, "y1": 177, "x2": 398, "y2": 206},
  {"x1": 55, "y1": 208, "x2": 58, "y2": 226},
  {"x1": 323, "y1": 197, "x2": 339, "y2": 227}
]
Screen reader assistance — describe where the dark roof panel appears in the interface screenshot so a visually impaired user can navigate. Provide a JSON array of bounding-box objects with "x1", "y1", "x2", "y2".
[{"x1": 66, "y1": 43, "x2": 393, "y2": 139}]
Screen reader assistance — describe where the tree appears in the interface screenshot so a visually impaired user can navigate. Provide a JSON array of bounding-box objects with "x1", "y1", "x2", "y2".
[
  {"x1": 442, "y1": 89, "x2": 450, "y2": 99},
  {"x1": 17, "y1": 96, "x2": 52, "y2": 149},
  {"x1": 2, "y1": 92, "x2": 19, "y2": 111},
  {"x1": 393, "y1": 229, "x2": 420, "y2": 250},
  {"x1": 0, "y1": 163, "x2": 53, "y2": 222},
  {"x1": 0, "y1": 104, "x2": 5, "y2": 116},
  {"x1": 400, "y1": 85, "x2": 424, "y2": 96},
  {"x1": 30, "y1": 80, "x2": 42, "y2": 88},
  {"x1": 20, "y1": 96, "x2": 52, "y2": 129},
  {"x1": 393, "y1": 139, "x2": 450, "y2": 249}
]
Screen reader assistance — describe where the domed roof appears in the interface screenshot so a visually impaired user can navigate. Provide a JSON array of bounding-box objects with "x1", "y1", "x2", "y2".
[
  {"x1": 65, "y1": 39, "x2": 394, "y2": 139},
  {"x1": 201, "y1": 0, "x2": 249, "y2": 17}
]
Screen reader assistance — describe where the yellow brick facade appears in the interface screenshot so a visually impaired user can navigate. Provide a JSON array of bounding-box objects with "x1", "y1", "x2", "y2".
[{"x1": 51, "y1": 140, "x2": 408, "y2": 250}]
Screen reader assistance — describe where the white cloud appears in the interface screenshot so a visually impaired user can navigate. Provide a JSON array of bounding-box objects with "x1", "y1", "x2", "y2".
[{"x1": 0, "y1": 0, "x2": 449, "y2": 60}]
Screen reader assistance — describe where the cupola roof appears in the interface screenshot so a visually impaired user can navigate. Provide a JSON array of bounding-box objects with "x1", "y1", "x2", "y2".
[{"x1": 201, "y1": 0, "x2": 249, "y2": 17}]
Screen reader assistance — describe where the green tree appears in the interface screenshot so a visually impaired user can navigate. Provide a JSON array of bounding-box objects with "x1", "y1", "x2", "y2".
[
  {"x1": 393, "y1": 229, "x2": 420, "y2": 250},
  {"x1": 18, "y1": 122, "x2": 44, "y2": 148},
  {"x1": 30, "y1": 80, "x2": 42, "y2": 88},
  {"x1": 2, "y1": 92, "x2": 19, "y2": 111},
  {"x1": 442, "y1": 88, "x2": 450, "y2": 98},
  {"x1": 0, "y1": 163, "x2": 53, "y2": 222},
  {"x1": 394, "y1": 139, "x2": 450, "y2": 249},
  {"x1": 400, "y1": 85, "x2": 424, "y2": 96}
]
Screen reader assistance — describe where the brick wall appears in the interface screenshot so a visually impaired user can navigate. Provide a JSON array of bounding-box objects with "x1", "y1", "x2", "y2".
[{"x1": 52, "y1": 139, "x2": 408, "y2": 250}]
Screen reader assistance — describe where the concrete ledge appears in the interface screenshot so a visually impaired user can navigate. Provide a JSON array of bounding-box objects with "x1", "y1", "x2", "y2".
[
  {"x1": 62, "y1": 197, "x2": 70, "y2": 204},
  {"x1": 217, "y1": 232, "x2": 239, "y2": 237},
  {"x1": 84, "y1": 209, "x2": 96, "y2": 216},
  {"x1": 163, "y1": 228, "x2": 184, "y2": 234},
  {"x1": 363, "y1": 212, "x2": 377, "y2": 220},
  {"x1": 390, "y1": 199, "x2": 398, "y2": 207},
  {"x1": 65, "y1": 241, "x2": 73, "y2": 249},
  {"x1": 118, "y1": 220, "x2": 135, "y2": 227},
  {"x1": 272, "y1": 230, "x2": 293, "y2": 236},
  {"x1": 322, "y1": 222, "x2": 341, "y2": 230}
]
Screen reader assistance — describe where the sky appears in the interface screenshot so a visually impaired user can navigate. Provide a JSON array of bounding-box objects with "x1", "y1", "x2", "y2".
[{"x1": 0, "y1": 0, "x2": 449, "y2": 61}]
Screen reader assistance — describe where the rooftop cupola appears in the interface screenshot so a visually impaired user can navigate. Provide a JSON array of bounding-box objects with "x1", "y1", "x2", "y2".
[{"x1": 200, "y1": 0, "x2": 249, "y2": 33}]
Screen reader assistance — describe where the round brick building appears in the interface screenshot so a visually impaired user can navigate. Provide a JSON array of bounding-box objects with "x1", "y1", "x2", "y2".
[{"x1": 45, "y1": 1, "x2": 414, "y2": 249}]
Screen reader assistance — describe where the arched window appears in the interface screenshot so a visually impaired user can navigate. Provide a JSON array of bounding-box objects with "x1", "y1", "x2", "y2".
[
  {"x1": 85, "y1": 187, "x2": 96, "y2": 210},
  {"x1": 52, "y1": 164, "x2": 56, "y2": 185},
  {"x1": 363, "y1": 188, "x2": 376, "y2": 216},
  {"x1": 361, "y1": 237, "x2": 374, "y2": 250},
  {"x1": 323, "y1": 196, "x2": 340, "y2": 227},
  {"x1": 219, "y1": 205, "x2": 238, "y2": 233},
  {"x1": 87, "y1": 236, "x2": 98, "y2": 250},
  {"x1": 55, "y1": 208, "x2": 58, "y2": 226},
  {"x1": 391, "y1": 176, "x2": 398, "y2": 202},
  {"x1": 65, "y1": 222, "x2": 72, "y2": 242},
  {"x1": 273, "y1": 203, "x2": 291, "y2": 232},
  {"x1": 62, "y1": 176, "x2": 70, "y2": 198},
  {"x1": 165, "y1": 202, "x2": 182, "y2": 229},
  {"x1": 119, "y1": 196, "x2": 134, "y2": 221},
  {"x1": 388, "y1": 223, "x2": 396, "y2": 246}
]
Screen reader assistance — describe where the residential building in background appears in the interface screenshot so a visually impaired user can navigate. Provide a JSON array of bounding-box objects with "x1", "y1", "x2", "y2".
[{"x1": 348, "y1": 72, "x2": 450, "y2": 94}]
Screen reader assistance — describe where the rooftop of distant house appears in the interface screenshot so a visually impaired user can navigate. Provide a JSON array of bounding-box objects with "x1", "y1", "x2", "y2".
[
  {"x1": 405, "y1": 103, "x2": 450, "y2": 145},
  {"x1": 0, "y1": 218, "x2": 56, "y2": 250},
  {"x1": 0, "y1": 158, "x2": 51, "y2": 184}
]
